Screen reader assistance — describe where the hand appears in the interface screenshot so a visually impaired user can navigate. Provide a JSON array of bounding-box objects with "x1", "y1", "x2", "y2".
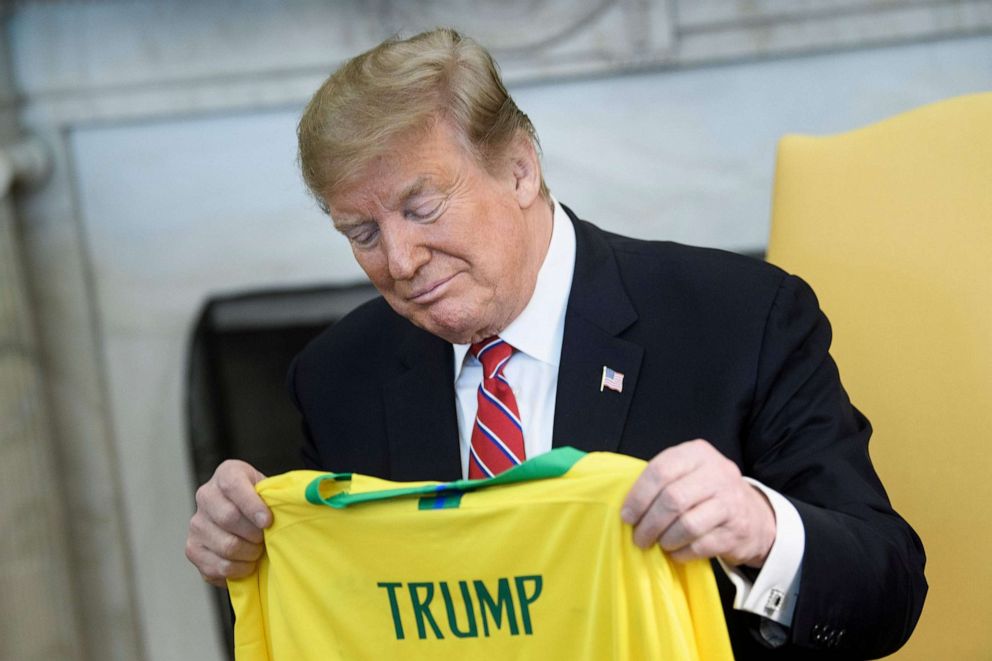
[
  {"x1": 620, "y1": 439, "x2": 776, "y2": 568},
  {"x1": 185, "y1": 460, "x2": 272, "y2": 587}
]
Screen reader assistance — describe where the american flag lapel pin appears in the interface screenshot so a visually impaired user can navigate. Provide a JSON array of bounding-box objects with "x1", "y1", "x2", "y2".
[{"x1": 600, "y1": 366, "x2": 624, "y2": 393}]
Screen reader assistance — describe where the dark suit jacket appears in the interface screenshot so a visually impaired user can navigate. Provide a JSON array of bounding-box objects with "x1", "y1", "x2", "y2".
[{"x1": 288, "y1": 207, "x2": 926, "y2": 659}]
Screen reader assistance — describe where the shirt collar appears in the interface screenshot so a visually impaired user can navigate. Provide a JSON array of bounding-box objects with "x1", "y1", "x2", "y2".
[{"x1": 453, "y1": 197, "x2": 576, "y2": 376}]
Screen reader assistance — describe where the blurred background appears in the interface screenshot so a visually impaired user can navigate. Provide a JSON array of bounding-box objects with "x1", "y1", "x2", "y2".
[{"x1": 1, "y1": 1, "x2": 990, "y2": 660}]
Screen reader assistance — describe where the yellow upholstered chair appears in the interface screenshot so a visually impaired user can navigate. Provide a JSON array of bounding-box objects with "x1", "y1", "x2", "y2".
[{"x1": 767, "y1": 92, "x2": 992, "y2": 659}]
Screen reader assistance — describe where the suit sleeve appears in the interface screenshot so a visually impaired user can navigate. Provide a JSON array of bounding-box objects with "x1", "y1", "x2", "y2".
[{"x1": 744, "y1": 274, "x2": 926, "y2": 657}]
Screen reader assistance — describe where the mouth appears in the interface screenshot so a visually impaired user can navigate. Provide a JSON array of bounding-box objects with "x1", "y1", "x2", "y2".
[{"x1": 409, "y1": 274, "x2": 456, "y2": 304}]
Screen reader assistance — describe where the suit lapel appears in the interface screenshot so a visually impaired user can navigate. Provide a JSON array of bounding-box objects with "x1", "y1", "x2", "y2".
[
  {"x1": 553, "y1": 212, "x2": 643, "y2": 453},
  {"x1": 382, "y1": 327, "x2": 462, "y2": 481}
]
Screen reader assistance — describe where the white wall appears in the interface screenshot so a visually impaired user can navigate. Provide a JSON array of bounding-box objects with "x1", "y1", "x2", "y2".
[{"x1": 523, "y1": 35, "x2": 992, "y2": 249}]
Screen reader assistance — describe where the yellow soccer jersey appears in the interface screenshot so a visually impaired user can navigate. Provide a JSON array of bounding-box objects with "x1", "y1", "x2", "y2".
[{"x1": 228, "y1": 448, "x2": 733, "y2": 660}]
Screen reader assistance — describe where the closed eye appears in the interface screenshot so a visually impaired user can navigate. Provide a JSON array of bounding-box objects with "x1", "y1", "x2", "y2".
[
  {"x1": 347, "y1": 224, "x2": 380, "y2": 249},
  {"x1": 405, "y1": 198, "x2": 444, "y2": 221}
]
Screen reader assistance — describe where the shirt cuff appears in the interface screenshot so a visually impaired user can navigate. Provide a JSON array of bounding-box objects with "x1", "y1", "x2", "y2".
[{"x1": 717, "y1": 479, "x2": 804, "y2": 629}]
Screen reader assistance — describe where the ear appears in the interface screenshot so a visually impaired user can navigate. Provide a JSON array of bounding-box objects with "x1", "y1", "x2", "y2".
[{"x1": 508, "y1": 135, "x2": 543, "y2": 209}]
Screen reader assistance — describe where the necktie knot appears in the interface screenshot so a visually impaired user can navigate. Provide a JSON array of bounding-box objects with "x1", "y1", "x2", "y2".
[{"x1": 470, "y1": 336, "x2": 514, "y2": 380}]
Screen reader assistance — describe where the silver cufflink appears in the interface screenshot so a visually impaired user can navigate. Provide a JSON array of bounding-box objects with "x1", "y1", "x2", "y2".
[{"x1": 764, "y1": 588, "x2": 785, "y2": 614}]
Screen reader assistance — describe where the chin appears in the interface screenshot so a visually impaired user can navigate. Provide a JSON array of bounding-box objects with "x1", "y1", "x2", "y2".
[
  {"x1": 422, "y1": 321, "x2": 477, "y2": 345},
  {"x1": 421, "y1": 306, "x2": 488, "y2": 345}
]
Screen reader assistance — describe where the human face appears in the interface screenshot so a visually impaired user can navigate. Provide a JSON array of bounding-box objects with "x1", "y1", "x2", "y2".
[{"x1": 326, "y1": 122, "x2": 551, "y2": 345}]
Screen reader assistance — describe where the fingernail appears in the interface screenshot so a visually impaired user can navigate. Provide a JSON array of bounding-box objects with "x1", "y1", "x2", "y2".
[
  {"x1": 254, "y1": 512, "x2": 268, "y2": 527},
  {"x1": 620, "y1": 508, "x2": 634, "y2": 524}
]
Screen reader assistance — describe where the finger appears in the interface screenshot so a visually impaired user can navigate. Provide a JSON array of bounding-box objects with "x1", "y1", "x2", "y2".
[
  {"x1": 196, "y1": 482, "x2": 266, "y2": 544},
  {"x1": 191, "y1": 546, "x2": 258, "y2": 585},
  {"x1": 214, "y1": 461, "x2": 272, "y2": 529},
  {"x1": 668, "y1": 527, "x2": 736, "y2": 564},
  {"x1": 657, "y1": 496, "x2": 728, "y2": 554},
  {"x1": 190, "y1": 514, "x2": 265, "y2": 563},
  {"x1": 631, "y1": 480, "x2": 716, "y2": 549},
  {"x1": 185, "y1": 533, "x2": 259, "y2": 585},
  {"x1": 628, "y1": 457, "x2": 725, "y2": 548},
  {"x1": 621, "y1": 443, "x2": 702, "y2": 525}
]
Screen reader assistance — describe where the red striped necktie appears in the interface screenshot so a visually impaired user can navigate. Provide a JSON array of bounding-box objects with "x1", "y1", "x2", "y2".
[{"x1": 468, "y1": 336, "x2": 526, "y2": 478}]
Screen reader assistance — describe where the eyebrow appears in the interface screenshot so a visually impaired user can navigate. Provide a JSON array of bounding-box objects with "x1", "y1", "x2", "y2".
[
  {"x1": 395, "y1": 177, "x2": 431, "y2": 206},
  {"x1": 331, "y1": 214, "x2": 369, "y2": 233},
  {"x1": 332, "y1": 176, "x2": 440, "y2": 230}
]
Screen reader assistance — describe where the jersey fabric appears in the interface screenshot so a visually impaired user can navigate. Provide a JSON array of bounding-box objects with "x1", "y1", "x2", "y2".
[{"x1": 228, "y1": 448, "x2": 733, "y2": 660}]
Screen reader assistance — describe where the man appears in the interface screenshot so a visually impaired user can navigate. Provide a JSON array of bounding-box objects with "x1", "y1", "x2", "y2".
[{"x1": 186, "y1": 28, "x2": 926, "y2": 658}]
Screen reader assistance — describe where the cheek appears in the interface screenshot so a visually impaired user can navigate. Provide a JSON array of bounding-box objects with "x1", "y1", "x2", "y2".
[
  {"x1": 482, "y1": 233, "x2": 526, "y2": 286},
  {"x1": 353, "y1": 250, "x2": 390, "y2": 286}
]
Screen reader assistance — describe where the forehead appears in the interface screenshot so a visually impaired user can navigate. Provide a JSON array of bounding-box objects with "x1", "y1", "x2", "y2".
[{"x1": 326, "y1": 123, "x2": 478, "y2": 218}]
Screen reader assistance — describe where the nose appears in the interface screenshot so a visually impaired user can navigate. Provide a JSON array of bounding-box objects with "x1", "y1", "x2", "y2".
[{"x1": 380, "y1": 219, "x2": 430, "y2": 281}]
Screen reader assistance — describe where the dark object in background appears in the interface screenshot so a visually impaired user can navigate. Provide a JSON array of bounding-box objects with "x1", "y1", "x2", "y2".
[{"x1": 186, "y1": 282, "x2": 378, "y2": 657}]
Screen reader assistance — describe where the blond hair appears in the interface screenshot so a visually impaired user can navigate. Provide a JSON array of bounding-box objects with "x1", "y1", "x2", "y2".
[{"x1": 298, "y1": 28, "x2": 548, "y2": 212}]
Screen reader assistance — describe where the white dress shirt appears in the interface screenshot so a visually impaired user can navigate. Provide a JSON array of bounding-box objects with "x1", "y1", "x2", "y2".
[{"x1": 452, "y1": 199, "x2": 804, "y2": 631}]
